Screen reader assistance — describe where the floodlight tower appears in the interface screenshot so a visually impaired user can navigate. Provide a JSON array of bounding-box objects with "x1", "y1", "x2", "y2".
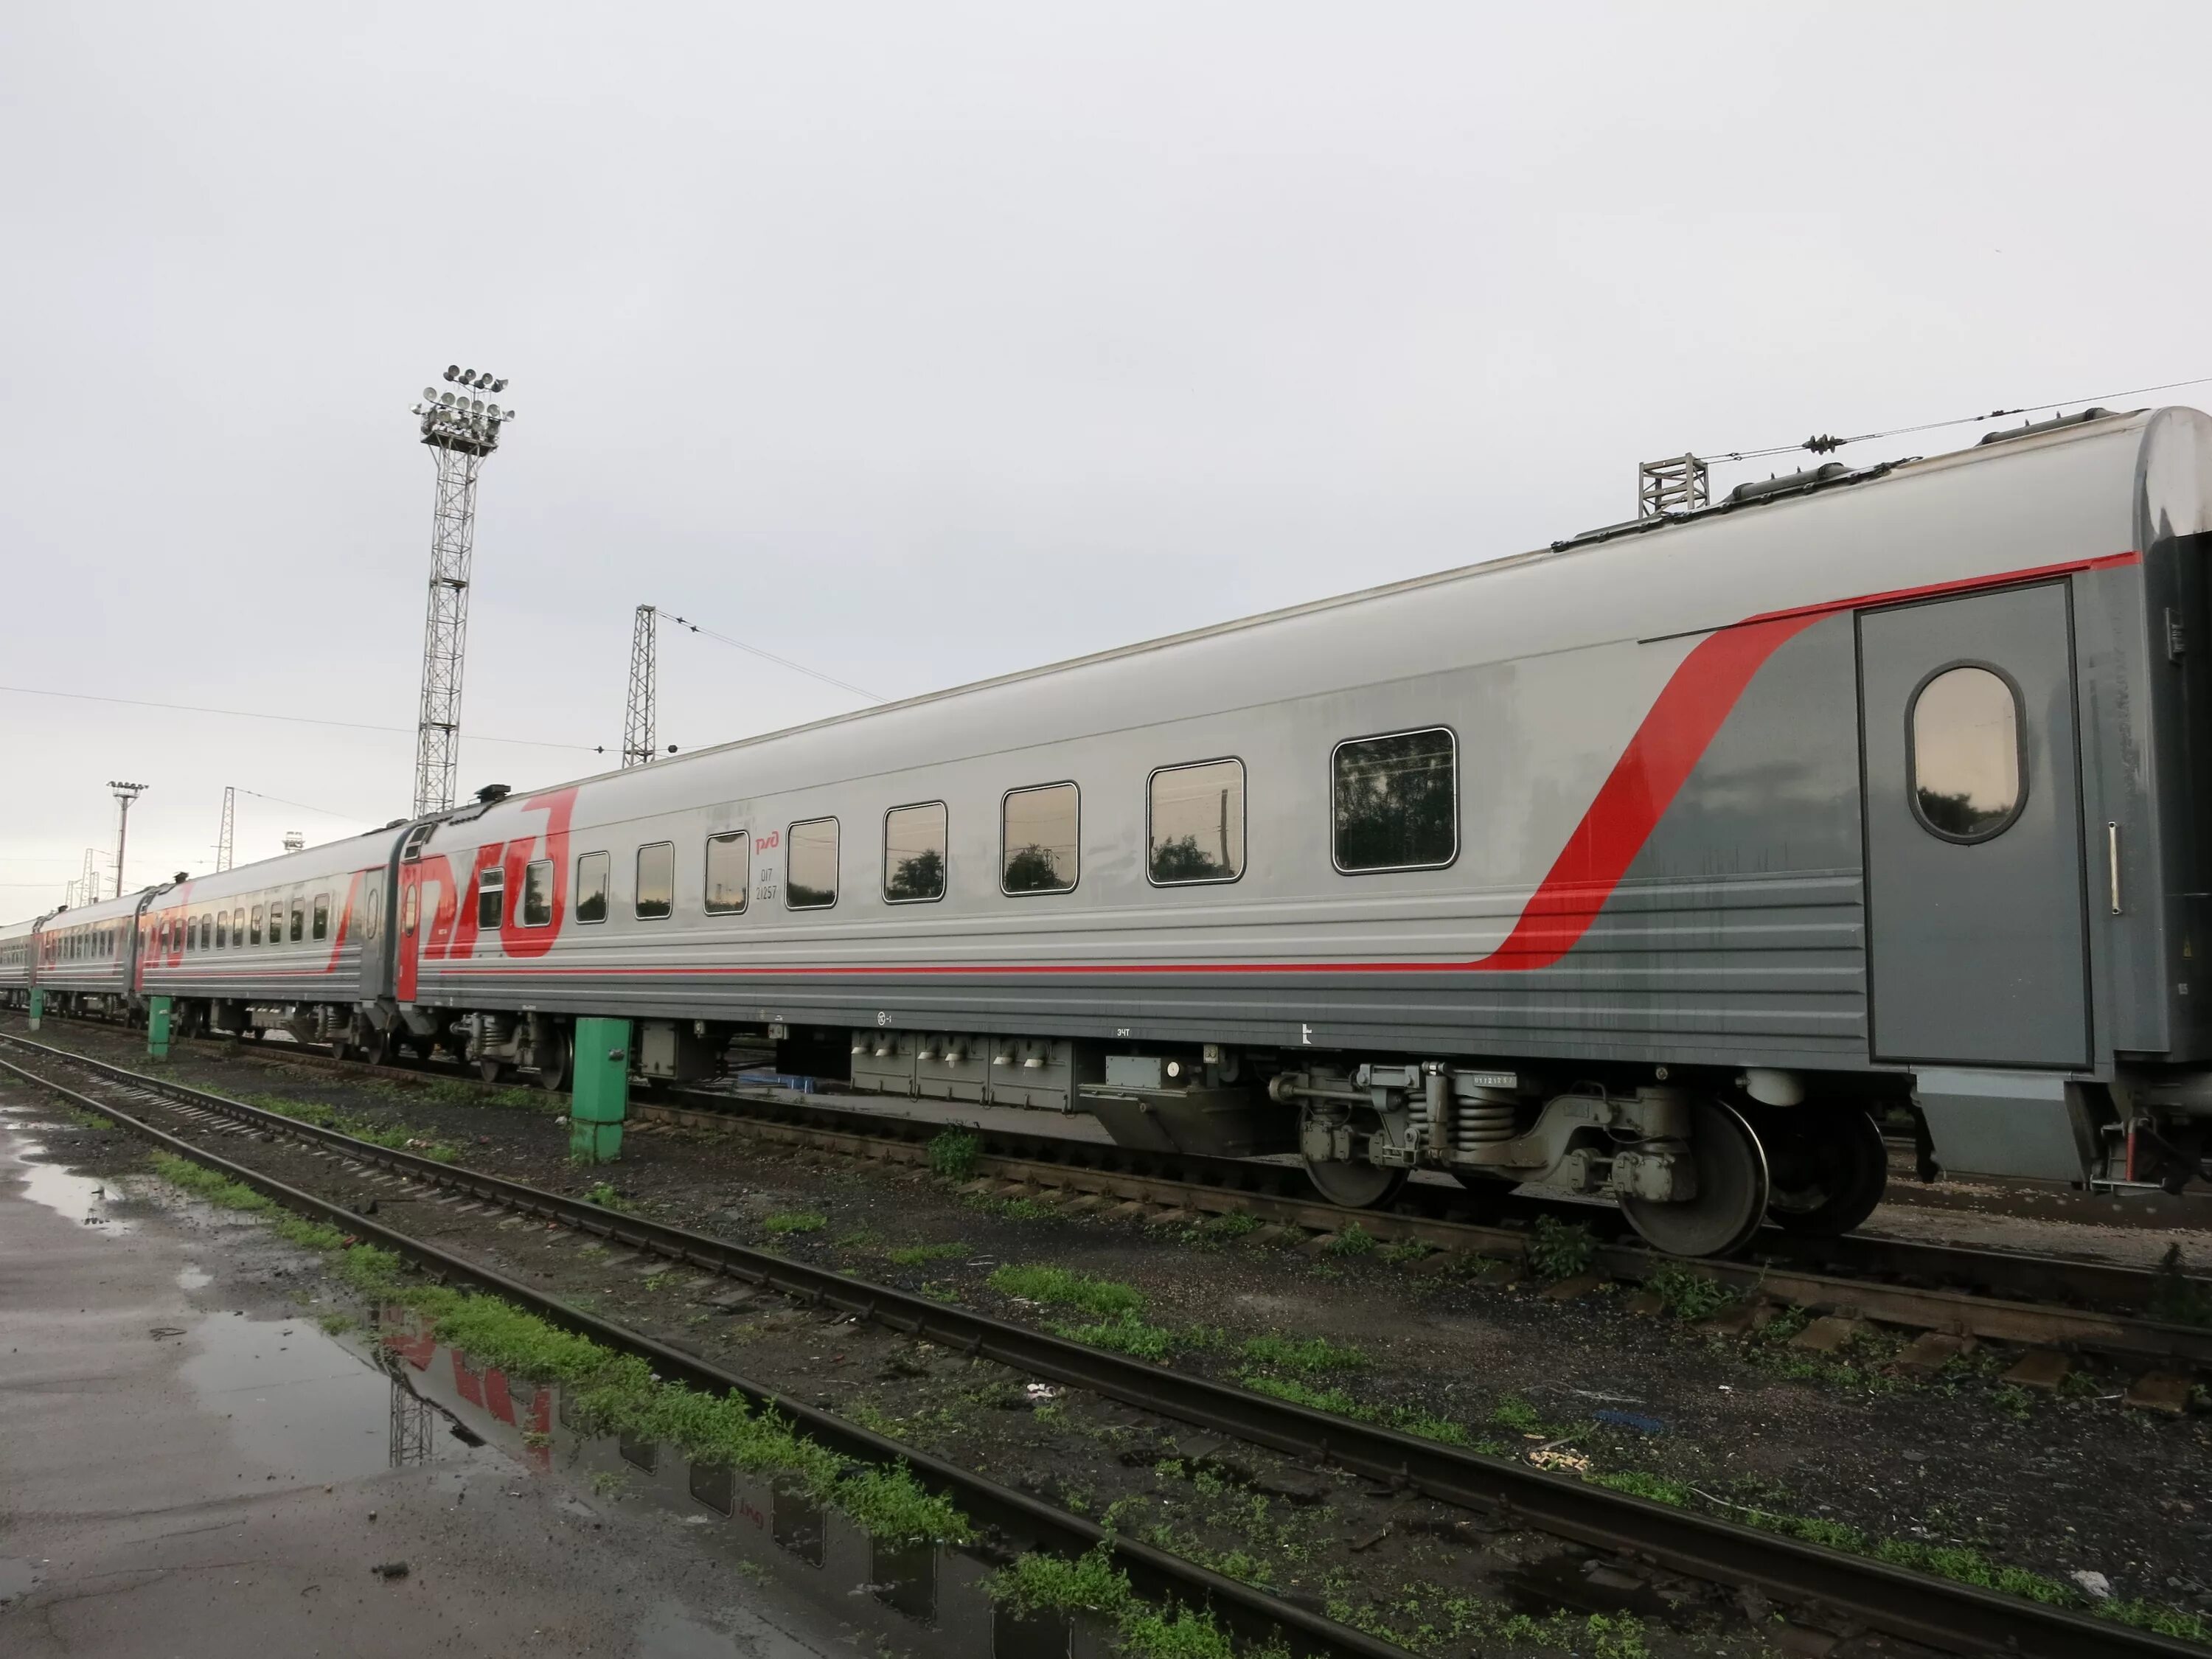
[
  {"x1": 406, "y1": 366, "x2": 518, "y2": 818},
  {"x1": 622, "y1": 605, "x2": 658, "y2": 768},
  {"x1": 108, "y1": 782, "x2": 145, "y2": 896}
]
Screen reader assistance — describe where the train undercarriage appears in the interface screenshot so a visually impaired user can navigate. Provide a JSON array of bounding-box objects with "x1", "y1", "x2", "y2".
[{"x1": 39, "y1": 993, "x2": 2212, "y2": 1254}]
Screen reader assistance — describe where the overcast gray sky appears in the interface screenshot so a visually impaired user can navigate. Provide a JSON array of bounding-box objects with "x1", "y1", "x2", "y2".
[{"x1": 4, "y1": 1, "x2": 2205, "y2": 909}]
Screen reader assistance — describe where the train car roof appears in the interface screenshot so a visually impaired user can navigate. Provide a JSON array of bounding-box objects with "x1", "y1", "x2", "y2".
[{"x1": 434, "y1": 403, "x2": 2205, "y2": 836}]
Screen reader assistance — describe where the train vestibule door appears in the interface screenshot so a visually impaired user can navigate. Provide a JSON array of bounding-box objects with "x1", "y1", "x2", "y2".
[{"x1": 1859, "y1": 581, "x2": 2091, "y2": 1067}]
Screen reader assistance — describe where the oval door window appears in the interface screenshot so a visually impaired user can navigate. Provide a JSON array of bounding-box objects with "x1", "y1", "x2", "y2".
[{"x1": 1908, "y1": 664, "x2": 2025, "y2": 842}]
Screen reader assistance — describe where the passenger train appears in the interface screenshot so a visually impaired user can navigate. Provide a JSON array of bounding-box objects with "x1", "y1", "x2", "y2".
[{"x1": 10, "y1": 404, "x2": 2212, "y2": 1256}]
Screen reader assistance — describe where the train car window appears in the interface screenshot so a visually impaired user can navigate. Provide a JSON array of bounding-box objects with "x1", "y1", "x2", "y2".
[
  {"x1": 250, "y1": 905, "x2": 263, "y2": 945},
  {"x1": 290, "y1": 900, "x2": 305, "y2": 943},
  {"x1": 1001, "y1": 783, "x2": 1079, "y2": 894},
  {"x1": 883, "y1": 803, "x2": 947, "y2": 903},
  {"x1": 1332, "y1": 728, "x2": 1458, "y2": 873},
  {"x1": 575, "y1": 852, "x2": 609, "y2": 924},
  {"x1": 636, "y1": 844, "x2": 675, "y2": 919},
  {"x1": 402, "y1": 883, "x2": 418, "y2": 935},
  {"x1": 1148, "y1": 759, "x2": 1245, "y2": 886},
  {"x1": 704, "y1": 834, "x2": 749, "y2": 915},
  {"x1": 232, "y1": 908, "x2": 246, "y2": 946},
  {"x1": 521, "y1": 860, "x2": 554, "y2": 928},
  {"x1": 786, "y1": 818, "x2": 839, "y2": 910},
  {"x1": 1909, "y1": 664, "x2": 2025, "y2": 842},
  {"x1": 313, "y1": 894, "x2": 330, "y2": 940},
  {"x1": 476, "y1": 867, "x2": 504, "y2": 931},
  {"x1": 364, "y1": 878, "x2": 382, "y2": 941},
  {"x1": 218, "y1": 912, "x2": 230, "y2": 949}
]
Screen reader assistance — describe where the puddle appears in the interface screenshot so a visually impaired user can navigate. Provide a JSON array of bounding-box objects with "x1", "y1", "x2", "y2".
[
  {"x1": 180, "y1": 1310, "x2": 504, "y2": 1488},
  {"x1": 176, "y1": 1263, "x2": 212, "y2": 1290},
  {"x1": 13, "y1": 1144, "x2": 133, "y2": 1236},
  {"x1": 378, "y1": 1305, "x2": 1102, "y2": 1659},
  {"x1": 0, "y1": 1556, "x2": 37, "y2": 1604}
]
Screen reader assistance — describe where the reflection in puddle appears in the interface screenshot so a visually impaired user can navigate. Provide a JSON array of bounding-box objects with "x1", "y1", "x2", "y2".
[
  {"x1": 176, "y1": 1263, "x2": 212, "y2": 1290},
  {"x1": 181, "y1": 1310, "x2": 504, "y2": 1488},
  {"x1": 18, "y1": 1155, "x2": 133, "y2": 1236},
  {"x1": 378, "y1": 1305, "x2": 1086, "y2": 1658}
]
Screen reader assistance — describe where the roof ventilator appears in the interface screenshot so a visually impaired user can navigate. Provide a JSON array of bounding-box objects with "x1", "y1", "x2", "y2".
[{"x1": 1975, "y1": 407, "x2": 2115, "y2": 447}]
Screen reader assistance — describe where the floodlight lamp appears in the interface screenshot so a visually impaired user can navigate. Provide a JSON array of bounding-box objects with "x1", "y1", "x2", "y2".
[
  {"x1": 444, "y1": 365, "x2": 459, "y2": 380},
  {"x1": 491, "y1": 378, "x2": 507, "y2": 392},
  {"x1": 486, "y1": 404, "x2": 501, "y2": 420},
  {"x1": 440, "y1": 390, "x2": 456, "y2": 406},
  {"x1": 422, "y1": 386, "x2": 439, "y2": 402}
]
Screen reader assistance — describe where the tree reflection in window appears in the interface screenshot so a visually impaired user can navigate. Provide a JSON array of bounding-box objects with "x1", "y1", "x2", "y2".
[
  {"x1": 1910, "y1": 666, "x2": 2023, "y2": 842},
  {"x1": 1002, "y1": 784, "x2": 1078, "y2": 894},
  {"x1": 1149, "y1": 759, "x2": 1245, "y2": 885},
  {"x1": 884, "y1": 803, "x2": 947, "y2": 902},
  {"x1": 787, "y1": 818, "x2": 839, "y2": 909},
  {"x1": 1332, "y1": 728, "x2": 1456, "y2": 872}
]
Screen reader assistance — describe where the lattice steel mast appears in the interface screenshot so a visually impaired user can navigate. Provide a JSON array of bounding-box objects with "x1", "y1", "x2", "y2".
[
  {"x1": 215, "y1": 786, "x2": 235, "y2": 872},
  {"x1": 622, "y1": 605, "x2": 658, "y2": 768},
  {"x1": 407, "y1": 366, "x2": 517, "y2": 818},
  {"x1": 1637, "y1": 453, "x2": 1709, "y2": 518}
]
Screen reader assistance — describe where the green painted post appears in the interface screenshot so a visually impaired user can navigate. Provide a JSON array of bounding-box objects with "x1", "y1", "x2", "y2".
[
  {"x1": 569, "y1": 1016, "x2": 631, "y2": 1164},
  {"x1": 27, "y1": 988, "x2": 43, "y2": 1032},
  {"x1": 147, "y1": 996, "x2": 173, "y2": 1060}
]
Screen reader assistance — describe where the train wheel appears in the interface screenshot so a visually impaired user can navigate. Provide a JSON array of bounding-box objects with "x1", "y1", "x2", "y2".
[
  {"x1": 1761, "y1": 1108, "x2": 1888, "y2": 1237},
  {"x1": 1303, "y1": 1153, "x2": 1410, "y2": 1208},
  {"x1": 535, "y1": 1029, "x2": 572, "y2": 1093},
  {"x1": 1619, "y1": 1099, "x2": 1770, "y2": 1258}
]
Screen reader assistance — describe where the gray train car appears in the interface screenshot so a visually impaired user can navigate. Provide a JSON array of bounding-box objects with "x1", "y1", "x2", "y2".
[
  {"x1": 139, "y1": 830, "x2": 394, "y2": 1045},
  {"x1": 29, "y1": 888, "x2": 160, "y2": 1019},
  {"x1": 363, "y1": 406, "x2": 2212, "y2": 1254},
  {"x1": 0, "y1": 915, "x2": 39, "y2": 1009}
]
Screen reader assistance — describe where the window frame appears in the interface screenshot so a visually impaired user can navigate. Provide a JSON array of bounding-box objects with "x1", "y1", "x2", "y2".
[
  {"x1": 999, "y1": 781, "x2": 1082, "y2": 897},
  {"x1": 232, "y1": 907, "x2": 246, "y2": 946},
  {"x1": 1144, "y1": 757, "x2": 1248, "y2": 888},
  {"x1": 476, "y1": 866, "x2": 504, "y2": 931},
  {"x1": 289, "y1": 900, "x2": 305, "y2": 943},
  {"x1": 250, "y1": 904, "x2": 263, "y2": 946},
  {"x1": 785, "y1": 817, "x2": 841, "y2": 911},
  {"x1": 703, "y1": 832, "x2": 750, "y2": 916},
  {"x1": 574, "y1": 850, "x2": 610, "y2": 925},
  {"x1": 635, "y1": 842, "x2": 675, "y2": 921},
  {"x1": 313, "y1": 894, "x2": 330, "y2": 941},
  {"x1": 521, "y1": 859, "x2": 555, "y2": 928},
  {"x1": 882, "y1": 801, "x2": 949, "y2": 905},
  {"x1": 1905, "y1": 659, "x2": 2030, "y2": 846},
  {"x1": 1328, "y1": 725, "x2": 1461, "y2": 876}
]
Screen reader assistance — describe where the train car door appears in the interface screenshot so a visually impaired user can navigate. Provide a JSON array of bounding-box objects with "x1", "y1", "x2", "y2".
[{"x1": 1859, "y1": 581, "x2": 2090, "y2": 1066}]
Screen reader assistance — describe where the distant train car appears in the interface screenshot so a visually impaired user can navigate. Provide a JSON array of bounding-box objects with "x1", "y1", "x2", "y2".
[
  {"x1": 28, "y1": 888, "x2": 158, "y2": 1020},
  {"x1": 0, "y1": 914, "x2": 38, "y2": 1010},
  {"x1": 139, "y1": 830, "x2": 395, "y2": 1048},
  {"x1": 21, "y1": 405, "x2": 2212, "y2": 1256}
]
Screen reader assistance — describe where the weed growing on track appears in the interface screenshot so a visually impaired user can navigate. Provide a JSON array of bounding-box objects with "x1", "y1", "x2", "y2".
[
  {"x1": 763, "y1": 1211, "x2": 826, "y2": 1235},
  {"x1": 927, "y1": 1129, "x2": 980, "y2": 1180},
  {"x1": 148, "y1": 1154, "x2": 348, "y2": 1251},
  {"x1": 1239, "y1": 1334, "x2": 1368, "y2": 1374},
  {"x1": 1523, "y1": 1217, "x2": 1596, "y2": 1281},
  {"x1": 246, "y1": 1093, "x2": 459, "y2": 1163},
  {"x1": 1646, "y1": 1261, "x2": 1735, "y2": 1319},
  {"x1": 988, "y1": 1265, "x2": 1146, "y2": 1318},
  {"x1": 1324, "y1": 1222, "x2": 1377, "y2": 1256},
  {"x1": 989, "y1": 1543, "x2": 1275, "y2": 1659},
  {"x1": 581, "y1": 1182, "x2": 630, "y2": 1211}
]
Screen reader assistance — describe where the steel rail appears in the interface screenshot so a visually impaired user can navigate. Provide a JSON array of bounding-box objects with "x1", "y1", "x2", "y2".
[
  {"x1": 1, "y1": 1032, "x2": 2198, "y2": 1659},
  {"x1": 0, "y1": 1048, "x2": 1411, "y2": 1659}
]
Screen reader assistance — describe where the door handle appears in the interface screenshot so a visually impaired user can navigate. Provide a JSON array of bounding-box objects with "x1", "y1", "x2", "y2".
[{"x1": 2108, "y1": 821, "x2": 2121, "y2": 915}]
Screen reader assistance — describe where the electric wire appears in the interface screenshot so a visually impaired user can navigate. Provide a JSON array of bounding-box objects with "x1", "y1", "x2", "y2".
[
  {"x1": 1703, "y1": 372, "x2": 2212, "y2": 465},
  {"x1": 657, "y1": 609, "x2": 886, "y2": 703},
  {"x1": 0, "y1": 684, "x2": 604, "y2": 753}
]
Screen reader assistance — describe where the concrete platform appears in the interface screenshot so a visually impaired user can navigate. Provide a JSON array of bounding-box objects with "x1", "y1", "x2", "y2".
[{"x1": 0, "y1": 1100, "x2": 869, "y2": 1657}]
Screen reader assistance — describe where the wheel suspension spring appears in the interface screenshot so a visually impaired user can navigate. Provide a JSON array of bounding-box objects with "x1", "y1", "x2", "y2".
[{"x1": 1450, "y1": 1101, "x2": 1517, "y2": 1149}]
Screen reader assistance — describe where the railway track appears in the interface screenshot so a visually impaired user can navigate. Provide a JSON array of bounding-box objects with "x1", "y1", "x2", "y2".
[
  {"x1": 17, "y1": 1012, "x2": 2212, "y2": 1377},
  {"x1": 1, "y1": 1029, "x2": 2204, "y2": 1659}
]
